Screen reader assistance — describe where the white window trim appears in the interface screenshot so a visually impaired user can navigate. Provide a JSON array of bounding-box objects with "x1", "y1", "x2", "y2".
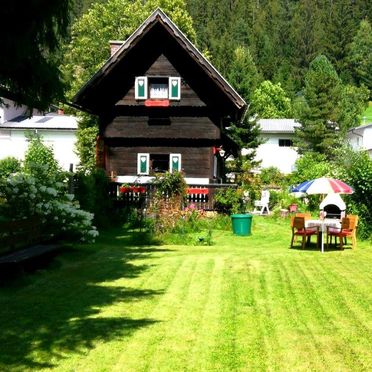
[
  {"x1": 169, "y1": 153, "x2": 182, "y2": 173},
  {"x1": 137, "y1": 153, "x2": 150, "y2": 175},
  {"x1": 168, "y1": 77, "x2": 181, "y2": 100},
  {"x1": 135, "y1": 76, "x2": 148, "y2": 100}
]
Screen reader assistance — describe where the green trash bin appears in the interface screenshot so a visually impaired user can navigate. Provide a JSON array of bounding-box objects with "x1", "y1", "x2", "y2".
[{"x1": 231, "y1": 214, "x2": 253, "y2": 236}]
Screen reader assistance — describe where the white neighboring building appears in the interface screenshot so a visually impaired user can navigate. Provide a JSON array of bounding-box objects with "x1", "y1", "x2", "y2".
[
  {"x1": 348, "y1": 123, "x2": 372, "y2": 158},
  {"x1": 0, "y1": 99, "x2": 79, "y2": 171},
  {"x1": 243, "y1": 119, "x2": 300, "y2": 174}
]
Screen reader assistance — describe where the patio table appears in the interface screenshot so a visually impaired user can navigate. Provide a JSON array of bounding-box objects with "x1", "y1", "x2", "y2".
[{"x1": 305, "y1": 219, "x2": 341, "y2": 253}]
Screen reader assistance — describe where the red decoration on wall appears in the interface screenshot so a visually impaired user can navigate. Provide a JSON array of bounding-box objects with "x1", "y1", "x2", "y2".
[
  {"x1": 119, "y1": 186, "x2": 146, "y2": 194},
  {"x1": 145, "y1": 99, "x2": 170, "y2": 107}
]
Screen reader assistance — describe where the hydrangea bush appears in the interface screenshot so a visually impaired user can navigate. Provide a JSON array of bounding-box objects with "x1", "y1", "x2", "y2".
[
  {"x1": 0, "y1": 170, "x2": 98, "y2": 242},
  {"x1": 0, "y1": 135, "x2": 98, "y2": 243}
]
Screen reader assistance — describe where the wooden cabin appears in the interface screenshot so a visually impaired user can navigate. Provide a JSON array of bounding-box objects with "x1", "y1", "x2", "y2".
[{"x1": 73, "y1": 8, "x2": 246, "y2": 186}]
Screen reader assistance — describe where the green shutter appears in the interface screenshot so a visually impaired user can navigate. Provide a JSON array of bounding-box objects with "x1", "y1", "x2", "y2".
[
  {"x1": 138, "y1": 153, "x2": 149, "y2": 174},
  {"x1": 170, "y1": 154, "x2": 181, "y2": 172},
  {"x1": 135, "y1": 77, "x2": 147, "y2": 99},
  {"x1": 169, "y1": 77, "x2": 180, "y2": 100}
]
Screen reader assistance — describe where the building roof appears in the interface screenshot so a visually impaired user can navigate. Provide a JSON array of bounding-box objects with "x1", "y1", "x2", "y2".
[
  {"x1": 258, "y1": 119, "x2": 300, "y2": 133},
  {"x1": 73, "y1": 8, "x2": 246, "y2": 121},
  {"x1": 348, "y1": 123, "x2": 372, "y2": 133},
  {"x1": 1, "y1": 114, "x2": 78, "y2": 130}
]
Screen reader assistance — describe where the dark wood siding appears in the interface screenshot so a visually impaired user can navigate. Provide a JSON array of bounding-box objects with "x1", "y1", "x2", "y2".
[
  {"x1": 105, "y1": 116, "x2": 220, "y2": 139},
  {"x1": 107, "y1": 146, "x2": 213, "y2": 179},
  {"x1": 117, "y1": 54, "x2": 206, "y2": 107}
]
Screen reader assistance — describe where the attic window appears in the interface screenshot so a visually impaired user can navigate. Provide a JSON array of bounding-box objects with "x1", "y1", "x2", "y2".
[
  {"x1": 135, "y1": 76, "x2": 181, "y2": 100},
  {"x1": 149, "y1": 78, "x2": 168, "y2": 99}
]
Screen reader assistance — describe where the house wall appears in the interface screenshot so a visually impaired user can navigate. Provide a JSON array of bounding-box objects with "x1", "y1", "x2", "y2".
[
  {"x1": 107, "y1": 146, "x2": 213, "y2": 181},
  {"x1": 0, "y1": 129, "x2": 79, "y2": 171},
  {"x1": 250, "y1": 133, "x2": 299, "y2": 174},
  {"x1": 348, "y1": 126, "x2": 372, "y2": 158},
  {"x1": 105, "y1": 116, "x2": 219, "y2": 139},
  {"x1": 117, "y1": 54, "x2": 206, "y2": 107}
]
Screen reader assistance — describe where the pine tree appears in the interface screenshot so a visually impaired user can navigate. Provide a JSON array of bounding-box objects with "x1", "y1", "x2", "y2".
[
  {"x1": 227, "y1": 46, "x2": 260, "y2": 102},
  {"x1": 347, "y1": 19, "x2": 372, "y2": 92},
  {"x1": 294, "y1": 55, "x2": 342, "y2": 156}
]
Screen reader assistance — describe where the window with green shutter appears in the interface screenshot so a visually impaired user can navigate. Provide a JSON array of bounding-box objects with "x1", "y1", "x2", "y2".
[
  {"x1": 169, "y1": 153, "x2": 181, "y2": 172},
  {"x1": 135, "y1": 77, "x2": 148, "y2": 99},
  {"x1": 168, "y1": 77, "x2": 181, "y2": 100},
  {"x1": 137, "y1": 153, "x2": 150, "y2": 175}
]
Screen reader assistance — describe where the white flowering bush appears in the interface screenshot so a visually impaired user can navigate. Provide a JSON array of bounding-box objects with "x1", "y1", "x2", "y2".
[{"x1": 0, "y1": 167, "x2": 98, "y2": 243}]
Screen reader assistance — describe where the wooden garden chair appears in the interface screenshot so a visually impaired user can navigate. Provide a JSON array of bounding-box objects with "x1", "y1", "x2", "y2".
[
  {"x1": 290, "y1": 216, "x2": 319, "y2": 249},
  {"x1": 326, "y1": 216, "x2": 358, "y2": 250}
]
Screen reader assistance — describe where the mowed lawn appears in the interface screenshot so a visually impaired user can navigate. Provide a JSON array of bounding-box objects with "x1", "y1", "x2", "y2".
[{"x1": 0, "y1": 217, "x2": 371, "y2": 371}]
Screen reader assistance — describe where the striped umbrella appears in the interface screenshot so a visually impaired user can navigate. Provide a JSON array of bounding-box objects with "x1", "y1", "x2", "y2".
[{"x1": 291, "y1": 177, "x2": 353, "y2": 195}]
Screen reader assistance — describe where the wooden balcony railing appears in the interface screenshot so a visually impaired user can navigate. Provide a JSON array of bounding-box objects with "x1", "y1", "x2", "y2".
[{"x1": 109, "y1": 182, "x2": 237, "y2": 210}]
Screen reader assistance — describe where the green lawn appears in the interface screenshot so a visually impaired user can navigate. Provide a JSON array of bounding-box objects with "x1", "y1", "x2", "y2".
[{"x1": 0, "y1": 217, "x2": 371, "y2": 371}]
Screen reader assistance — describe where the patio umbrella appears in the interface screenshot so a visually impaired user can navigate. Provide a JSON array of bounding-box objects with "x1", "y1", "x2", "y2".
[{"x1": 291, "y1": 177, "x2": 353, "y2": 195}]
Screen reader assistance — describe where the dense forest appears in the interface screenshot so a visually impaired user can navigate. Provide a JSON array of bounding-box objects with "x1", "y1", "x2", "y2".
[
  {"x1": 186, "y1": 0, "x2": 371, "y2": 97},
  {"x1": 72, "y1": 0, "x2": 371, "y2": 97}
]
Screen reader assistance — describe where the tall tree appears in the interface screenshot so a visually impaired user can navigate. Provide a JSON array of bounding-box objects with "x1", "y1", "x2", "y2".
[
  {"x1": 347, "y1": 19, "x2": 372, "y2": 93},
  {"x1": 227, "y1": 46, "x2": 260, "y2": 102},
  {"x1": 0, "y1": 0, "x2": 72, "y2": 110},
  {"x1": 294, "y1": 55, "x2": 342, "y2": 156}
]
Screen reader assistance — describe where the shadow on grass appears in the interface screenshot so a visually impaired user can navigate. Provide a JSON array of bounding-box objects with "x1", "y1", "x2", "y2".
[{"x1": 0, "y1": 227, "x2": 169, "y2": 370}]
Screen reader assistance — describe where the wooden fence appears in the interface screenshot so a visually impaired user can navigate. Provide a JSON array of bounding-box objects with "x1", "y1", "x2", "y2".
[{"x1": 108, "y1": 182, "x2": 237, "y2": 210}]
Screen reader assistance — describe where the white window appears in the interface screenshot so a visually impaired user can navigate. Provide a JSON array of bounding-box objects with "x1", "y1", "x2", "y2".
[
  {"x1": 137, "y1": 153, "x2": 150, "y2": 175},
  {"x1": 135, "y1": 76, "x2": 181, "y2": 100}
]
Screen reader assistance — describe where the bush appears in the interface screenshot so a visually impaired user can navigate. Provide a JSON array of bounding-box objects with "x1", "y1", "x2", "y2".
[
  {"x1": 24, "y1": 133, "x2": 61, "y2": 179},
  {"x1": 74, "y1": 168, "x2": 113, "y2": 227},
  {"x1": 152, "y1": 171, "x2": 187, "y2": 198},
  {"x1": 260, "y1": 166, "x2": 287, "y2": 187},
  {"x1": 0, "y1": 169, "x2": 98, "y2": 242},
  {"x1": 0, "y1": 157, "x2": 21, "y2": 180},
  {"x1": 214, "y1": 187, "x2": 245, "y2": 214}
]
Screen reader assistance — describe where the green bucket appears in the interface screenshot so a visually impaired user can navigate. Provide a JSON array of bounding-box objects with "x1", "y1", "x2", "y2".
[{"x1": 231, "y1": 214, "x2": 253, "y2": 236}]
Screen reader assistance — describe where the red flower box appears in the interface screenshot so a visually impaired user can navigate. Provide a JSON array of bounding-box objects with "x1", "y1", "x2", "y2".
[
  {"x1": 187, "y1": 188, "x2": 209, "y2": 195},
  {"x1": 119, "y1": 186, "x2": 146, "y2": 194}
]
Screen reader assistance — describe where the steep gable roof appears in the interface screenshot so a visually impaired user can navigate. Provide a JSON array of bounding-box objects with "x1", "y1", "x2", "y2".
[{"x1": 73, "y1": 8, "x2": 246, "y2": 121}]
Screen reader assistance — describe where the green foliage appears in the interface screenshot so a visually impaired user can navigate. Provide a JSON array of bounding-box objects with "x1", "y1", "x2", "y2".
[
  {"x1": 152, "y1": 171, "x2": 187, "y2": 198},
  {"x1": 0, "y1": 0, "x2": 72, "y2": 110},
  {"x1": 214, "y1": 188, "x2": 245, "y2": 215},
  {"x1": 188, "y1": 0, "x2": 370, "y2": 96},
  {"x1": 294, "y1": 55, "x2": 342, "y2": 156},
  {"x1": 259, "y1": 167, "x2": 287, "y2": 187},
  {"x1": 347, "y1": 19, "x2": 372, "y2": 92},
  {"x1": 74, "y1": 168, "x2": 113, "y2": 227},
  {"x1": 0, "y1": 157, "x2": 21, "y2": 180},
  {"x1": 332, "y1": 147, "x2": 372, "y2": 239},
  {"x1": 337, "y1": 84, "x2": 369, "y2": 133},
  {"x1": 251, "y1": 81, "x2": 292, "y2": 118},
  {"x1": 75, "y1": 125, "x2": 98, "y2": 171},
  {"x1": 0, "y1": 167, "x2": 98, "y2": 243},
  {"x1": 290, "y1": 152, "x2": 334, "y2": 186},
  {"x1": 24, "y1": 133, "x2": 62, "y2": 180},
  {"x1": 227, "y1": 46, "x2": 260, "y2": 102}
]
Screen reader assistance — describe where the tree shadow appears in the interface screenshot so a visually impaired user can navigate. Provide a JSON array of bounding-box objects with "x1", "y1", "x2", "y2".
[{"x1": 0, "y1": 227, "x2": 170, "y2": 370}]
